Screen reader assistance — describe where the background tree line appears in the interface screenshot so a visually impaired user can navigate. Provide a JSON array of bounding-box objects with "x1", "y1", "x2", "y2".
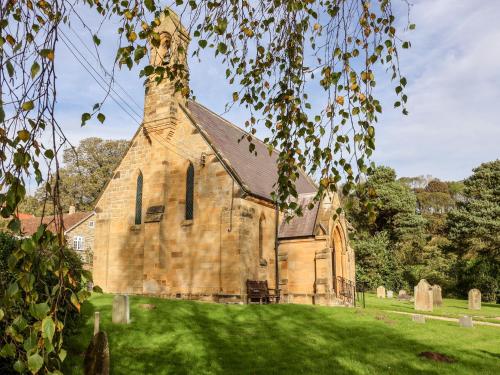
[
  {"x1": 344, "y1": 160, "x2": 499, "y2": 302},
  {"x1": 19, "y1": 138, "x2": 129, "y2": 215}
]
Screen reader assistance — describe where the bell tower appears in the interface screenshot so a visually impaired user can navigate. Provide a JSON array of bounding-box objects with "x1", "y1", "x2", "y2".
[{"x1": 143, "y1": 10, "x2": 190, "y2": 137}]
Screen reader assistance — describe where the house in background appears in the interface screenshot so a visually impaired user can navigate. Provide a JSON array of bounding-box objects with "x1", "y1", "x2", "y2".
[
  {"x1": 19, "y1": 206, "x2": 95, "y2": 265},
  {"x1": 91, "y1": 11, "x2": 355, "y2": 306}
]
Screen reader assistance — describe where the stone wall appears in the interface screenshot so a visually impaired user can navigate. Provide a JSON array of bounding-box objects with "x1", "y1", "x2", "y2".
[{"x1": 66, "y1": 214, "x2": 95, "y2": 266}]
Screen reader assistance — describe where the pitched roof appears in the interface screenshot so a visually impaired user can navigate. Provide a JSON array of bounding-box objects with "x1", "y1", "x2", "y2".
[
  {"x1": 20, "y1": 212, "x2": 94, "y2": 236},
  {"x1": 186, "y1": 100, "x2": 317, "y2": 201},
  {"x1": 278, "y1": 193, "x2": 319, "y2": 239}
]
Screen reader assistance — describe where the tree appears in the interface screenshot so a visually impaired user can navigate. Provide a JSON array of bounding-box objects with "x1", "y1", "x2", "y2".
[
  {"x1": 19, "y1": 138, "x2": 129, "y2": 215},
  {"x1": 345, "y1": 166, "x2": 427, "y2": 290},
  {"x1": 446, "y1": 160, "x2": 500, "y2": 301},
  {"x1": 1, "y1": 2, "x2": 413, "y2": 371}
]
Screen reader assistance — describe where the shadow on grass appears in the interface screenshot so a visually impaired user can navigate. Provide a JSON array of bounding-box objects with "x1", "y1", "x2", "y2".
[{"x1": 64, "y1": 296, "x2": 500, "y2": 375}]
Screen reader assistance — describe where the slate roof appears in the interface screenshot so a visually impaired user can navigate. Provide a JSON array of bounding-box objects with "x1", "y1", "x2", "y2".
[
  {"x1": 278, "y1": 193, "x2": 320, "y2": 239},
  {"x1": 187, "y1": 100, "x2": 317, "y2": 201},
  {"x1": 186, "y1": 101, "x2": 319, "y2": 239},
  {"x1": 20, "y1": 212, "x2": 94, "y2": 236}
]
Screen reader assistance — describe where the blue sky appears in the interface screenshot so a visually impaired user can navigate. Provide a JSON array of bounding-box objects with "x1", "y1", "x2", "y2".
[{"x1": 54, "y1": 0, "x2": 500, "y2": 183}]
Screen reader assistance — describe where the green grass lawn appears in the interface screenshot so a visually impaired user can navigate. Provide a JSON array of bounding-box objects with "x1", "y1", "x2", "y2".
[
  {"x1": 361, "y1": 293, "x2": 500, "y2": 323},
  {"x1": 64, "y1": 294, "x2": 500, "y2": 375}
]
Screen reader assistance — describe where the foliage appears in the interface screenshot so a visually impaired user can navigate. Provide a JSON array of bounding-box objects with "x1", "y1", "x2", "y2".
[
  {"x1": 63, "y1": 294, "x2": 500, "y2": 375},
  {"x1": 0, "y1": 0, "x2": 413, "y2": 220},
  {"x1": 0, "y1": 230, "x2": 94, "y2": 374},
  {"x1": 446, "y1": 160, "x2": 500, "y2": 301},
  {"x1": 19, "y1": 138, "x2": 128, "y2": 215}
]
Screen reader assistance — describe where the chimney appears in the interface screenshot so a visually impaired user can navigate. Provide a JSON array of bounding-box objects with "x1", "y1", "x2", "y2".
[{"x1": 69, "y1": 206, "x2": 76, "y2": 214}]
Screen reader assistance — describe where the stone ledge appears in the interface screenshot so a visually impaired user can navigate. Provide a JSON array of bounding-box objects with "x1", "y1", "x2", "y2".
[{"x1": 181, "y1": 219, "x2": 193, "y2": 227}]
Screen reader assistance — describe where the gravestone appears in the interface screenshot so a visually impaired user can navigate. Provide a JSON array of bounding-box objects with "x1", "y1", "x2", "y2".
[
  {"x1": 94, "y1": 311, "x2": 100, "y2": 336},
  {"x1": 398, "y1": 290, "x2": 409, "y2": 300},
  {"x1": 414, "y1": 279, "x2": 433, "y2": 311},
  {"x1": 112, "y1": 295, "x2": 130, "y2": 324},
  {"x1": 376, "y1": 286, "x2": 386, "y2": 298},
  {"x1": 432, "y1": 285, "x2": 443, "y2": 307},
  {"x1": 468, "y1": 289, "x2": 481, "y2": 310},
  {"x1": 84, "y1": 331, "x2": 110, "y2": 375},
  {"x1": 459, "y1": 315, "x2": 473, "y2": 328},
  {"x1": 412, "y1": 314, "x2": 425, "y2": 324},
  {"x1": 387, "y1": 290, "x2": 394, "y2": 298}
]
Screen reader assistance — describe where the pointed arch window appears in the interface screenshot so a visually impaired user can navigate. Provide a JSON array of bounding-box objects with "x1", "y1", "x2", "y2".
[
  {"x1": 259, "y1": 215, "x2": 265, "y2": 259},
  {"x1": 135, "y1": 172, "x2": 143, "y2": 225},
  {"x1": 185, "y1": 163, "x2": 194, "y2": 220}
]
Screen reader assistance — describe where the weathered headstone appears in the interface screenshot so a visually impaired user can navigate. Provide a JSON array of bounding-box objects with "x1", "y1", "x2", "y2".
[
  {"x1": 94, "y1": 311, "x2": 100, "y2": 336},
  {"x1": 468, "y1": 289, "x2": 481, "y2": 310},
  {"x1": 414, "y1": 279, "x2": 433, "y2": 311},
  {"x1": 84, "y1": 331, "x2": 110, "y2": 375},
  {"x1": 459, "y1": 315, "x2": 473, "y2": 328},
  {"x1": 398, "y1": 290, "x2": 409, "y2": 300},
  {"x1": 412, "y1": 314, "x2": 426, "y2": 324},
  {"x1": 112, "y1": 295, "x2": 130, "y2": 324},
  {"x1": 432, "y1": 285, "x2": 442, "y2": 307},
  {"x1": 376, "y1": 286, "x2": 386, "y2": 298},
  {"x1": 387, "y1": 290, "x2": 394, "y2": 298}
]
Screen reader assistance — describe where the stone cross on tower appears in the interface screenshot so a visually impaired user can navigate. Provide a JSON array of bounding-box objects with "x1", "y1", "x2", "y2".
[{"x1": 143, "y1": 10, "x2": 190, "y2": 139}]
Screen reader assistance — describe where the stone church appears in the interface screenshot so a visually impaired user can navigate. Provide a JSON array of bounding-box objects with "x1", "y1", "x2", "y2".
[{"x1": 92, "y1": 12, "x2": 355, "y2": 306}]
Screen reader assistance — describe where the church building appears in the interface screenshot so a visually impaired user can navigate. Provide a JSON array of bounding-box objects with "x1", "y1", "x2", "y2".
[{"x1": 92, "y1": 12, "x2": 355, "y2": 306}]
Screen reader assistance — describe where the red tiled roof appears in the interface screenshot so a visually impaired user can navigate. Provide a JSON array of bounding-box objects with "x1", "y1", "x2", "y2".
[
  {"x1": 20, "y1": 212, "x2": 93, "y2": 236},
  {"x1": 187, "y1": 100, "x2": 317, "y2": 201},
  {"x1": 278, "y1": 193, "x2": 319, "y2": 239},
  {"x1": 16, "y1": 213, "x2": 35, "y2": 219}
]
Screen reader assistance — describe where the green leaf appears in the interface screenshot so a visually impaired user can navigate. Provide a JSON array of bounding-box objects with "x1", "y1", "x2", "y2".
[
  {"x1": 14, "y1": 359, "x2": 26, "y2": 373},
  {"x1": 44, "y1": 149, "x2": 54, "y2": 159},
  {"x1": 0, "y1": 103, "x2": 5, "y2": 122},
  {"x1": 97, "y1": 113, "x2": 105, "y2": 123},
  {"x1": 42, "y1": 316, "x2": 55, "y2": 342},
  {"x1": 409, "y1": 23, "x2": 416, "y2": 30},
  {"x1": 198, "y1": 40, "x2": 207, "y2": 49},
  {"x1": 30, "y1": 302, "x2": 50, "y2": 320},
  {"x1": 144, "y1": 0, "x2": 156, "y2": 12},
  {"x1": 81, "y1": 112, "x2": 91, "y2": 126},
  {"x1": 18, "y1": 130, "x2": 30, "y2": 142},
  {"x1": 31, "y1": 62, "x2": 40, "y2": 78},
  {"x1": 93, "y1": 34, "x2": 101, "y2": 46},
  {"x1": 0, "y1": 308, "x2": 4, "y2": 320},
  {"x1": 0, "y1": 343, "x2": 16, "y2": 358},
  {"x1": 217, "y1": 42, "x2": 228, "y2": 54},
  {"x1": 22, "y1": 101, "x2": 34, "y2": 111},
  {"x1": 27, "y1": 353, "x2": 43, "y2": 374},
  {"x1": 6, "y1": 61, "x2": 14, "y2": 77},
  {"x1": 59, "y1": 349, "x2": 67, "y2": 362},
  {"x1": 40, "y1": 48, "x2": 54, "y2": 61}
]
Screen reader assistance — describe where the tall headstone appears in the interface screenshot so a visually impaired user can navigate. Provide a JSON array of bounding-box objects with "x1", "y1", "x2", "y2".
[
  {"x1": 376, "y1": 286, "x2": 386, "y2": 298},
  {"x1": 468, "y1": 289, "x2": 481, "y2": 310},
  {"x1": 112, "y1": 295, "x2": 130, "y2": 324},
  {"x1": 432, "y1": 285, "x2": 442, "y2": 307},
  {"x1": 387, "y1": 290, "x2": 394, "y2": 298},
  {"x1": 414, "y1": 279, "x2": 433, "y2": 311},
  {"x1": 94, "y1": 311, "x2": 100, "y2": 336}
]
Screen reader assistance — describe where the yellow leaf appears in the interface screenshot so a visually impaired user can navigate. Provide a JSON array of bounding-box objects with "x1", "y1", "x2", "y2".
[
  {"x1": 128, "y1": 32, "x2": 137, "y2": 42},
  {"x1": 335, "y1": 96, "x2": 345, "y2": 106},
  {"x1": 18, "y1": 130, "x2": 30, "y2": 142}
]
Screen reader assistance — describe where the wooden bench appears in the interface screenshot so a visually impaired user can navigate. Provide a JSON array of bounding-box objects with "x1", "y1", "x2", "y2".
[{"x1": 246, "y1": 280, "x2": 278, "y2": 304}]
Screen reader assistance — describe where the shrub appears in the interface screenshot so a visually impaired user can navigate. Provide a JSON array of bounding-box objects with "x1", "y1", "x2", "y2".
[{"x1": 0, "y1": 228, "x2": 93, "y2": 374}]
